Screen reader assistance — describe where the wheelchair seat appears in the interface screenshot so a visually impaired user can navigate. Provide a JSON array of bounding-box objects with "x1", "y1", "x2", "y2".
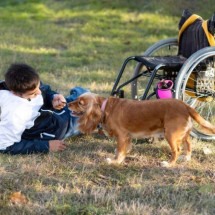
[{"x1": 134, "y1": 55, "x2": 187, "y2": 70}]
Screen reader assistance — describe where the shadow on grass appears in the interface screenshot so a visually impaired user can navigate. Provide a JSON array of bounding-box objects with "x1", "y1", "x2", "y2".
[
  {"x1": 0, "y1": 160, "x2": 214, "y2": 215},
  {"x1": 0, "y1": 131, "x2": 214, "y2": 214}
]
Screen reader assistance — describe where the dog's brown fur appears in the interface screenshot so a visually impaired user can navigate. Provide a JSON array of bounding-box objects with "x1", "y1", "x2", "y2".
[{"x1": 68, "y1": 92, "x2": 215, "y2": 167}]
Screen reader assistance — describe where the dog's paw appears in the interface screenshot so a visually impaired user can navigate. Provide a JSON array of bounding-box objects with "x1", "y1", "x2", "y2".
[
  {"x1": 106, "y1": 157, "x2": 113, "y2": 164},
  {"x1": 160, "y1": 161, "x2": 170, "y2": 168}
]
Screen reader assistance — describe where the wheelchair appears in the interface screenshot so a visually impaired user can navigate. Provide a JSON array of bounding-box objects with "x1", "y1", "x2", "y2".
[{"x1": 110, "y1": 10, "x2": 215, "y2": 141}]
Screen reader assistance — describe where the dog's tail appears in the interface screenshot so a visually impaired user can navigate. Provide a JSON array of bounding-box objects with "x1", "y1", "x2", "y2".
[{"x1": 186, "y1": 105, "x2": 215, "y2": 134}]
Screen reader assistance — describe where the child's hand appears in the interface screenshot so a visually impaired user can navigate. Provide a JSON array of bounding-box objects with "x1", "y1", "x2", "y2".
[
  {"x1": 49, "y1": 140, "x2": 67, "y2": 152},
  {"x1": 52, "y1": 94, "x2": 66, "y2": 110}
]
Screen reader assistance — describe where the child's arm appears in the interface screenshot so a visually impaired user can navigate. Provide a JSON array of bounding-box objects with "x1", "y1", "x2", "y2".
[
  {"x1": 49, "y1": 140, "x2": 67, "y2": 152},
  {"x1": 39, "y1": 82, "x2": 57, "y2": 109},
  {"x1": 40, "y1": 82, "x2": 66, "y2": 110},
  {"x1": 52, "y1": 94, "x2": 66, "y2": 110},
  {"x1": 4, "y1": 139, "x2": 67, "y2": 155}
]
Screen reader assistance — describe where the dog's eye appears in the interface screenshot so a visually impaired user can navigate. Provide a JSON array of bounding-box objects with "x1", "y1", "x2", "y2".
[{"x1": 78, "y1": 100, "x2": 84, "y2": 106}]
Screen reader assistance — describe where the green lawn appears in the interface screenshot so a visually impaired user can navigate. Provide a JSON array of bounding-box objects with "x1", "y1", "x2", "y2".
[{"x1": 0, "y1": 1, "x2": 214, "y2": 214}]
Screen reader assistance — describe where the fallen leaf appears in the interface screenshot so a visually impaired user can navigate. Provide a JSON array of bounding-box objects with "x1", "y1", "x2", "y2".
[{"x1": 9, "y1": 191, "x2": 28, "y2": 205}]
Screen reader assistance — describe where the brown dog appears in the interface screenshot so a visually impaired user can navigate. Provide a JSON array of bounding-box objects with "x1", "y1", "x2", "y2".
[{"x1": 68, "y1": 92, "x2": 215, "y2": 167}]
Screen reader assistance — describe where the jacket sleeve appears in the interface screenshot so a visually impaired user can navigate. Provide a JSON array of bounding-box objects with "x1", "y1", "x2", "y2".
[
  {"x1": 40, "y1": 82, "x2": 57, "y2": 110},
  {"x1": 4, "y1": 139, "x2": 49, "y2": 155}
]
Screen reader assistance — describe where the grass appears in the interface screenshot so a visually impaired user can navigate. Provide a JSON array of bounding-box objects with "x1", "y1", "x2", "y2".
[
  {"x1": 0, "y1": 0, "x2": 214, "y2": 214},
  {"x1": 0, "y1": 136, "x2": 215, "y2": 214}
]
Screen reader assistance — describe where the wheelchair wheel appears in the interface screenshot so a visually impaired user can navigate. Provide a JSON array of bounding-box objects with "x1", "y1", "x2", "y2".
[
  {"x1": 131, "y1": 38, "x2": 178, "y2": 100},
  {"x1": 175, "y1": 47, "x2": 215, "y2": 141}
]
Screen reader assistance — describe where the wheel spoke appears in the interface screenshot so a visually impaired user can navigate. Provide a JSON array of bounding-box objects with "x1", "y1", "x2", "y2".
[{"x1": 178, "y1": 54, "x2": 215, "y2": 140}]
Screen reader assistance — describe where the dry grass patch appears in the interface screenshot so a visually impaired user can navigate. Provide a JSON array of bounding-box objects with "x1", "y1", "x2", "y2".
[{"x1": 0, "y1": 134, "x2": 214, "y2": 214}]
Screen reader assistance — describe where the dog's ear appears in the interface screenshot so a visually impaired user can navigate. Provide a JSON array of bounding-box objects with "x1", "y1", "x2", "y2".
[{"x1": 78, "y1": 96, "x2": 102, "y2": 134}]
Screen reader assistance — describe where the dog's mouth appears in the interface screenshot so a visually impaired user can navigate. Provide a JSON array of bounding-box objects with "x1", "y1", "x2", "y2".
[{"x1": 70, "y1": 110, "x2": 85, "y2": 117}]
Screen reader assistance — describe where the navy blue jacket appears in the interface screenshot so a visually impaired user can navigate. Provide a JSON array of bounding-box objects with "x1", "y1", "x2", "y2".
[{"x1": 0, "y1": 81, "x2": 70, "y2": 154}]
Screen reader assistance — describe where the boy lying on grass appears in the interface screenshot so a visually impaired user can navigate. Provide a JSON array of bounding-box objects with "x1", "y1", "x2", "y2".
[{"x1": 0, "y1": 63, "x2": 87, "y2": 155}]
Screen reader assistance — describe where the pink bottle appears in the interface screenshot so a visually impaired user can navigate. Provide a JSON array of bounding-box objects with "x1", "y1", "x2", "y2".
[{"x1": 156, "y1": 80, "x2": 174, "y2": 99}]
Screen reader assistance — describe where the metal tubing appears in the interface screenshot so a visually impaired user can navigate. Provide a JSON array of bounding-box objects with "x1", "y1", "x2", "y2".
[
  {"x1": 141, "y1": 64, "x2": 165, "y2": 100},
  {"x1": 111, "y1": 56, "x2": 136, "y2": 96}
]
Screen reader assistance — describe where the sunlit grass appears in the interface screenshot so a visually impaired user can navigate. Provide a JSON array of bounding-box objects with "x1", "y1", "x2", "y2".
[{"x1": 0, "y1": 0, "x2": 181, "y2": 93}]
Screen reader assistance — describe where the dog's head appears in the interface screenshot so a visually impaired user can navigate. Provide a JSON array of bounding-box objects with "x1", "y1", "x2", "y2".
[{"x1": 68, "y1": 92, "x2": 104, "y2": 134}]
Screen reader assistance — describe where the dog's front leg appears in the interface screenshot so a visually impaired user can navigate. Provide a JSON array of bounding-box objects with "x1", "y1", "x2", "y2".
[{"x1": 106, "y1": 134, "x2": 131, "y2": 165}]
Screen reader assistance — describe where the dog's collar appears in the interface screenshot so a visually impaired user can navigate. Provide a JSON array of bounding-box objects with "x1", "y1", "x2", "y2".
[{"x1": 101, "y1": 98, "x2": 108, "y2": 112}]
